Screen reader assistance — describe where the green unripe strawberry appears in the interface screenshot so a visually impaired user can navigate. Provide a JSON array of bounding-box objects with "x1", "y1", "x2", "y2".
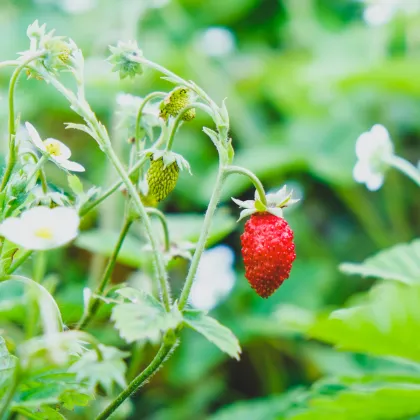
[
  {"x1": 146, "y1": 157, "x2": 180, "y2": 202},
  {"x1": 159, "y1": 88, "x2": 196, "y2": 121}
]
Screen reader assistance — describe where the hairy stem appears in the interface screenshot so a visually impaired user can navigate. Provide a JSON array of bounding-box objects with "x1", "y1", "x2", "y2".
[
  {"x1": 178, "y1": 164, "x2": 226, "y2": 309},
  {"x1": 35, "y1": 70, "x2": 171, "y2": 310},
  {"x1": 79, "y1": 155, "x2": 148, "y2": 217},
  {"x1": 76, "y1": 218, "x2": 132, "y2": 330},
  {"x1": 95, "y1": 341, "x2": 175, "y2": 420},
  {"x1": 103, "y1": 146, "x2": 171, "y2": 310},
  {"x1": 146, "y1": 207, "x2": 170, "y2": 252},
  {"x1": 225, "y1": 165, "x2": 267, "y2": 206},
  {"x1": 135, "y1": 91, "x2": 166, "y2": 143},
  {"x1": 166, "y1": 103, "x2": 214, "y2": 151},
  {"x1": 0, "y1": 51, "x2": 45, "y2": 192}
]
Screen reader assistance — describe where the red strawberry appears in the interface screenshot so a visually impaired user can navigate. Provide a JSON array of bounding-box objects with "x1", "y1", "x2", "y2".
[{"x1": 241, "y1": 212, "x2": 295, "y2": 298}]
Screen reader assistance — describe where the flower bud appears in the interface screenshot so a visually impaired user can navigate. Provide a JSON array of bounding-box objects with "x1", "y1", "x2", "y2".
[{"x1": 108, "y1": 41, "x2": 143, "y2": 79}]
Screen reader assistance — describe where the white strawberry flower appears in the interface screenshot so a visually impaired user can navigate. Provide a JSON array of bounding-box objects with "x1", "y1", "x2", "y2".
[
  {"x1": 353, "y1": 124, "x2": 394, "y2": 191},
  {"x1": 0, "y1": 206, "x2": 80, "y2": 250},
  {"x1": 25, "y1": 122, "x2": 85, "y2": 172},
  {"x1": 189, "y1": 245, "x2": 236, "y2": 311}
]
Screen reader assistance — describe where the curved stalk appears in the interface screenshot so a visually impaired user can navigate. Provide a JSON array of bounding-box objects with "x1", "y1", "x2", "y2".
[
  {"x1": 225, "y1": 165, "x2": 267, "y2": 206},
  {"x1": 34, "y1": 70, "x2": 171, "y2": 310},
  {"x1": 128, "y1": 55, "x2": 216, "y2": 110},
  {"x1": 146, "y1": 207, "x2": 170, "y2": 252},
  {"x1": 166, "y1": 103, "x2": 214, "y2": 151},
  {"x1": 95, "y1": 341, "x2": 175, "y2": 420},
  {"x1": 135, "y1": 91, "x2": 166, "y2": 142},
  {"x1": 0, "y1": 51, "x2": 45, "y2": 192},
  {"x1": 104, "y1": 146, "x2": 172, "y2": 310},
  {"x1": 76, "y1": 218, "x2": 133, "y2": 330},
  {"x1": 0, "y1": 60, "x2": 20, "y2": 70},
  {"x1": 79, "y1": 155, "x2": 148, "y2": 217},
  {"x1": 26, "y1": 155, "x2": 48, "y2": 187},
  {"x1": 386, "y1": 155, "x2": 420, "y2": 187}
]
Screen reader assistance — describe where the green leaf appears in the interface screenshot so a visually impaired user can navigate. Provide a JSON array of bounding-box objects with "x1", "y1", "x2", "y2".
[
  {"x1": 69, "y1": 345, "x2": 129, "y2": 394},
  {"x1": 183, "y1": 310, "x2": 241, "y2": 360},
  {"x1": 288, "y1": 379, "x2": 420, "y2": 420},
  {"x1": 67, "y1": 174, "x2": 84, "y2": 196},
  {"x1": 340, "y1": 239, "x2": 420, "y2": 285},
  {"x1": 111, "y1": 288, "x2": 182, "y2": 343},
  {"x1": 290, "y1": 282, "x2": 420, "y2": 362},
  {"x1": 13, "y1": 371, "x2": 90, "y2": 410},
  {"x1": 0, "y1": 336, "x2": 16, "y2": 388},
  {"x1": 209, "y1": 390, "x2": 304, "y2": 420},
  {"x1": 36, "y1": 406, "x2": 66, "y2": 419},
  {"x1": 59, "y1": 389, "x2": 91, "y2": 410},
  {"x1": 75, "y1": 229, "x2": 145, "y2": 268}
]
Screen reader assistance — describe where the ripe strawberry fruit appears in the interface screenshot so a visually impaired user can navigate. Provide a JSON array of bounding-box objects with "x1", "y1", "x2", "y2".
[
  {"x1": 146, "y1": 157, "x2": 179, "y2": 202},
  {"x1": 241, "y1": 212, "x2": 295, "y2": 298}
]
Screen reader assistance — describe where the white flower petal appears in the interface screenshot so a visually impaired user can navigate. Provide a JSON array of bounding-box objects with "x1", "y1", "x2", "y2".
[
  {"x1": 231, "y1": 197, "x2": 254, "y2": 209},
  {"x1": 44, "y1": 138, "x2": 72, "y2": 160},
  {"x1": 353, "y1": 161, "x2": 370, "y2": 183},
  {"x1": 0, "y1": 206, "x2": 80, "y2": 250},
  {"x1": 55, "y1": 159, "x2": 85, "y2": 172},
  {"x1": 370, "y1": 124, "x2": 390, "y2": 141},
  {"x1": 25, "y1": 122, "x2": 46, "y2": 151},
  {"x1": 366, "y1": 173, "x2": 384, "y2": 191}
]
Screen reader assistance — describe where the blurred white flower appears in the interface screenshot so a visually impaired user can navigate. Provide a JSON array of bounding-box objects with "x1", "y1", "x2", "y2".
[
  {"x1": 353, "y1": 124, "x2": 394, "y2": 191},
  {"x1": 362, "y1": 0, "x2": 420, "y2": 26},
  {"x1": 0, "y1": 206, "x2": 80, "y2": 250},
  {"x1": 198, "y1": 27, "x2": 235, "y2": 57},
  {"x1": 363, "y1": 3, "x2": 396, "y2": 25},
  {"x1": 189, "y1": 245, "x2": 236, "y2": 311},
  {"x1": 61, "y1": 0, "x2": 96, "y2": 14},
  {"x1": 115, "y1": 93, "x2": 160, "y2": 137},
  {"x1": 150, "y1": 0, "x2": 171, "y2": 8},
  {"x1": 25, "y1": 122, "x2": 85, "y2": 172}
]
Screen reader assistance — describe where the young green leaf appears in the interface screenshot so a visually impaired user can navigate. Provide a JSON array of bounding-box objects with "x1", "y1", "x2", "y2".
[
  {"x1": 289, "y1": 282, "x2": 420, "y2": 362},
  {"x1": 209, "y1": 389, "x2": 305, "y2": 420},
  {"x1": 183, "y1": 310, "x2": 241, "y2": 360},
  {"x1": 111, "y1": 288, "x2": 182, "y2": 343},
  {"x1": 340, "y1": 239, "x2": 420, "y2": 285},
  {"x1": 67, "y1": 174, "x2": 84, "y2": 196},
  {"x1": 59, "y1": 389, "x2": 91, "y2": 410},
  {"x1": 288, "y1": 379, "x2": 420, "y2": 420},
  {"x1": 0, "y1": 336, "x2": 17, "y2": 389},
  {"x1": 69, "y1": 345, "x2": 129, "y2": 394}
]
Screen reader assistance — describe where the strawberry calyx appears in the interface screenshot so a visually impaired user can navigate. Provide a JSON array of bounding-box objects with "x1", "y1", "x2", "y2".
[
  {"x1": 141, "y1": 149, "x2": 192, "y2": 174},
  {"x1": 232, "y1": 185, "x2": 298, "y2": 221}
]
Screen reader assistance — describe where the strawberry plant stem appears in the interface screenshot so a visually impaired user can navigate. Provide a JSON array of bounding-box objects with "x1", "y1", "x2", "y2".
[
  {"x1": 0, "y1": 51, "x2": 45, "y2": 192},
  {"x1": 35, "y1": 69, "x2": 172, "y2": 311},
  {"x1": 178, "y1": 164, "x2": 226, "y2": 309},
  {"x1": 225, "y1": 165, "x2": 267, "y2": 206},
  {"x1": 165, "y1": 102, "x2": 213, "y2": 151},
  {"x1": 95, "y1": 340, "x2": 175, "y2": 420},
  {"x1": 76, "y1": 218, "x2": 133, "y2": 330}
]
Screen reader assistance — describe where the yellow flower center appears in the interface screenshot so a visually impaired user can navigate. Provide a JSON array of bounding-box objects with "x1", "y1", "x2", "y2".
[
  {"x1": 45, "y1": 142, "x2": 61, "y2": 156},
  {"x1": 34, "y1": 227, "x2": 53, "y2": 240}
]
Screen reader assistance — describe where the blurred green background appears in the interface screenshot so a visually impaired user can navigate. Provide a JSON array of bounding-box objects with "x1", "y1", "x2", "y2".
[{"x1": 1, "y1": 0, "x2": 420, "y2": 419}]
